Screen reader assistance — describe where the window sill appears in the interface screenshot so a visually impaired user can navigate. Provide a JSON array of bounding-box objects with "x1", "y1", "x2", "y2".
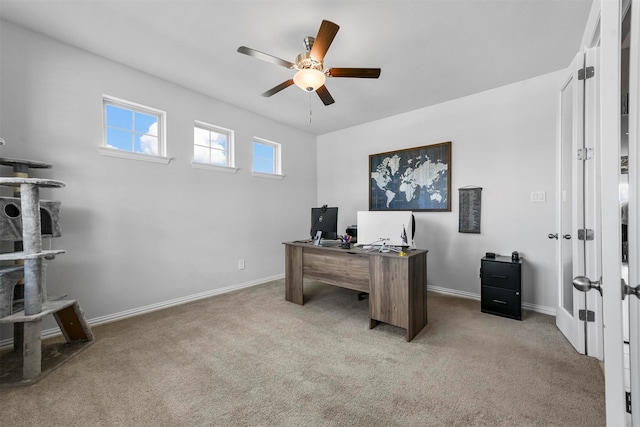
[
  {"x1": 98, "y1": 147, "x2": 172, "y2": 164},
  {"x1": 251, "y1": 171, "x2": 285, "y2": 180},
  {"x1": 191, "y1": 162, "x2": 239, "y2": 174}
]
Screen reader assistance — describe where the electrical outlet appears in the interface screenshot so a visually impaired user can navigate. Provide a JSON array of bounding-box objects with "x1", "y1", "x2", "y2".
[{"x1": 238, "y1": 259, "x2": 245, "y2": 270}]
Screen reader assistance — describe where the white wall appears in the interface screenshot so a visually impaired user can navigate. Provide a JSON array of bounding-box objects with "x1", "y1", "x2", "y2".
[
  {"x1": 318, "y1": 71, "x2": 563, "y2": 312},
  {"x1": 0, "y1": 21, "x2": 317, "y2": 338}
]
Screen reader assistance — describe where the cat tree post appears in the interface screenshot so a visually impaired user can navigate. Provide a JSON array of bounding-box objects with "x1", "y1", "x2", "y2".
[
  {"x1": 19, "y1": 182, "x2": 43, "y2": 314},
  {"x1": 19, "y1": 182, "x2": 44, "y2": 379}
]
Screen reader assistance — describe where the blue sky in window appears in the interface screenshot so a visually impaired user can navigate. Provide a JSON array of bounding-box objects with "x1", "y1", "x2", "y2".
[
  {"x1": 106, "y1": 105, "x2": 158, "y2": 155},
  {"x1": 253, "y1": 142, "x2": 274, "y2": 174}
]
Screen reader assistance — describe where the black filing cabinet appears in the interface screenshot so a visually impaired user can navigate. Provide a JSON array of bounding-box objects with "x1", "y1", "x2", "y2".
[{"x1": 480, "y1": 256, "x2": 522, "y2": 320}]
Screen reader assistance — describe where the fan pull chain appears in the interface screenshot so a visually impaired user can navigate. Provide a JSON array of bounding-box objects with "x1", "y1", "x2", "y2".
[{"x1": 308, "y1": 93, "x2": 312, "y2": 124}]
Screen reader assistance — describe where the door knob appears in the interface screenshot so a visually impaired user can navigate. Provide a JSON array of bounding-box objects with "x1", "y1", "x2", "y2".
[
  {"x1": 563, "y1": 234, "x2": 571, "y2": 239},
  {"x1": 573, "y1": 276, "x2": 603, "y2": 296},
  {"x1": 622, "y1": 278, "x2": 640, "y2": 300},
  {"x1": 548, "y1": 233, "x2": 558, "y2": 239}
]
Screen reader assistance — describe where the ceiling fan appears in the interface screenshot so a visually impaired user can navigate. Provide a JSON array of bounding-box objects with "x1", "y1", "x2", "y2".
[{"x1": 237, "y1": 20, "x2": 381, "y2": 106}]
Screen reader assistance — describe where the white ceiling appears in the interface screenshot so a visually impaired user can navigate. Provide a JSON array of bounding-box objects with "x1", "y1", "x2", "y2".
[{"x1": 0, "y1": 0, "x2": 593, "y2": 136}]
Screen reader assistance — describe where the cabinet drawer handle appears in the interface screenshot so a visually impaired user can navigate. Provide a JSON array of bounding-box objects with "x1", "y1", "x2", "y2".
[
  {"x1": 492, "y1": 274, "x2": 508, "y2": 279},
  {"x1": 492, "y1": 299, "x2": 508, "y2": 305}
]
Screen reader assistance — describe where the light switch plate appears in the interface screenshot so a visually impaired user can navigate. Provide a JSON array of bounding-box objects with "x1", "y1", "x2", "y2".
[{"x1": 531, "y1": 191, "x2": 546, "y2": 202}]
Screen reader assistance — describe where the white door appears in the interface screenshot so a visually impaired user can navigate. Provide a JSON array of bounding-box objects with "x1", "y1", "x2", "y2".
[
  {"x1": 556, "y1": 48, "x2": 603, "y2": 357},
  {"x1": 583, "y1": 45, "x2": 605, "y2": 360},
  {"x1": 557, "y1": 1, "x2": 630, "y2": 423},
  {"x1": 626, "y1": 0, "x2": 639, "y2": 423},
  {"x1": 556, "y1": 52, "x2": 586, "y2": 353},
  {"x1": 599, "y1": 0, "x2": 628, "y2": 424}
]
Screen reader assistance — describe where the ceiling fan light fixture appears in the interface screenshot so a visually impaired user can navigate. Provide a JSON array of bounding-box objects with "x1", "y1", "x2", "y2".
[
  {"x1": 293, "y1": 68, "x2": 326, "y2": 92},
  {"x1": 238, "y1": 20, "x2": 379, "y2": 106}
]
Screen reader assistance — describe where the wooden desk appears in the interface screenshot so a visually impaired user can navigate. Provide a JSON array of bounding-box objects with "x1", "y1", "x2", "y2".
[{"x1": 284, "y1": 242, "x2": 428, "y2": 341}]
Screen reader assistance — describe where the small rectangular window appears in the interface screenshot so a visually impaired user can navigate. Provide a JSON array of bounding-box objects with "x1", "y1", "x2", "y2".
[
  {"x1": 253, "y1": 137, "x2": 281, "y2": 177},
  {"x1": 102, "y1": 95, "x2": 168, "y2": 162},
  {"x1": 193, "y1": 122, "x2": 234, "y2": 168}
]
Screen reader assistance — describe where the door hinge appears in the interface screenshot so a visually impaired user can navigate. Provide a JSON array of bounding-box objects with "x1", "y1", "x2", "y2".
[
  {"x1": 578, "y1": 66, "x2": 595, "y2": 80},
  {"x1": 578, "y1": 309, "x2": 595, "y2": 322},
  {"x1": 577, "y1": 147, "x2": 593, "y2": 160},
  {"x1": 622, "y1": 93, "x2": 629, "y2": 115},
  {"x1": 626, "y1": 391, "x2": 632, "y2": 414},
  {"x1": 577, "y1": 229, "x2": 594, "y2": 241}
]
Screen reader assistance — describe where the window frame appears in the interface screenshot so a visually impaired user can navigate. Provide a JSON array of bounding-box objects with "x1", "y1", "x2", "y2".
[
  {"x1": 191, "y1": 121, "x2": 238, "y2": 174},
  {"x1": 100, "y1": 95, "x2": 171, "y2": 164},
  {"x1": 252, "y1": 137, "x2": 284, "y2": 179}
]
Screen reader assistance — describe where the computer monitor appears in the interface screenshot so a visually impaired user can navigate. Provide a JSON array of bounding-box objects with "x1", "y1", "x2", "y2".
[
  {"x1": 356, "y1": 211, "x2": 415, "y2": 248},
  {"x1": 310, "y1": 205, "x2": 338, "y2": 245}
]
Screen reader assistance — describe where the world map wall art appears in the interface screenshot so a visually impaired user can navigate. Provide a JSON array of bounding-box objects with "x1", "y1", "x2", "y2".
[{"x1": 369, "y1": 141, "x2": 451, "y2": 212}]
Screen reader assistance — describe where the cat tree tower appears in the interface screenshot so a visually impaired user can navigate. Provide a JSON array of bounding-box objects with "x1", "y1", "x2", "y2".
[{"x1": 0, "y1": 157, "x2": 93, "y2": 386}]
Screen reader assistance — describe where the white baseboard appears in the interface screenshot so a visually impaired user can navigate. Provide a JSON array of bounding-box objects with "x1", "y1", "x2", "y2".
[
  {"x1": 0, "y1": 274, "x2": 284, "y2": 350},
  {"x1": 427, "y1": 284, "x2": 556, "y2": 316},
  {"x1": 428, "y1": 285, "x2": 480, "y2": 301},
  {"x1": 522, "y1": 302, "x2": 555, "y2": 316}
]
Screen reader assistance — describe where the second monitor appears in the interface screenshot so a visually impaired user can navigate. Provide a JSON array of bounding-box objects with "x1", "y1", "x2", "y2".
[{"x1": 356, "y1": 211, "x2": 414, "y2": 248}]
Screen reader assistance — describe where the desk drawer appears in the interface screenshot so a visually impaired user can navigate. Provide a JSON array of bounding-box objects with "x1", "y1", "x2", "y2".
[{"x1": 303, "y1": 250, "x2": 369, "y2": 292}]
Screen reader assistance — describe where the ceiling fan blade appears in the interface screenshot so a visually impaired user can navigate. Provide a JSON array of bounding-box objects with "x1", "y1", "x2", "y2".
[
  {"x1": 326, "y1": 68, "x2": 381, "y2": 78},
  {"x1": 316, "y1": 85, "x2": 335, "y2": 106},
  {"x1": 237, "y1": 46, "x2": 296, "y2": 69},
  {"x1": 262, "y1": 79, "x2": 295, "y2": 97},
  {"x1": 310, "y1": 20, "x2": 340, "y2": 62}
]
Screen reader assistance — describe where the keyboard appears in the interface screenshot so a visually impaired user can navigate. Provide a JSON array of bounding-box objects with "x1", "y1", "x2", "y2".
[{"x1": 319, "y1": 240, "x2": 343, "y2": 247}]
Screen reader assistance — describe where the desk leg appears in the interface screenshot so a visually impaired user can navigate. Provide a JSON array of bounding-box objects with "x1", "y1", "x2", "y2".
[
  {"x1": 285, "y1": 244, "x2": 304, "y2": 305},
  {"x1": 369, "y1": 252, "x2": 428, "y2": 342},
  {"x1": 406, "y1": 253, "x2": 428, "y2": 342}
]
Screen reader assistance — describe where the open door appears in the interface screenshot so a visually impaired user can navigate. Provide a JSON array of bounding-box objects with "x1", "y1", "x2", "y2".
[
  {"x1": 556, "y1": 48, "x2": 603, "y2": 357},
  {"x1": 598, "y1": 0, "x2": 629, "y2": 424},
  {"x1": 556, "y1": 52, "x2": 586, "y2": 353},
  {"x1": 626, "y1": 0, "x2": 639, "y2": 423},
  {"x1": 556, "y1": 1, "x2": 632, "y2": 422}
]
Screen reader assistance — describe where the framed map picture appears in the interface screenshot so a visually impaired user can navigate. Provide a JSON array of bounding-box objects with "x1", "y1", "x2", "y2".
[{"x1": 369, "y1": 141, "x2": 451, "y2": 212}]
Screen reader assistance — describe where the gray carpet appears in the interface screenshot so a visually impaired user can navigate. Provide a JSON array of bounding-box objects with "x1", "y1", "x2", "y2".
[{"x1": 0, "y1": 279, "x2": 605, "y2": 426}]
